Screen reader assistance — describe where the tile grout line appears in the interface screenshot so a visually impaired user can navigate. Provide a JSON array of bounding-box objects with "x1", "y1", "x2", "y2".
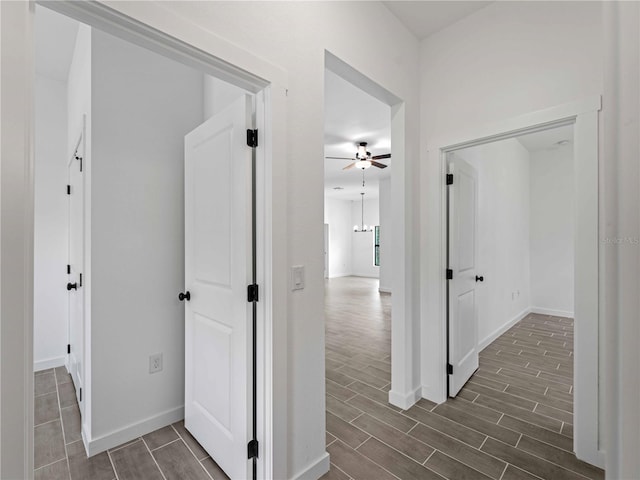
[
  {"x1": 140, "y1": 437, "x2": 168, "y2": 480},
  {"x1": 106, "y1": 450, "x2": 122, "y2": 480}
]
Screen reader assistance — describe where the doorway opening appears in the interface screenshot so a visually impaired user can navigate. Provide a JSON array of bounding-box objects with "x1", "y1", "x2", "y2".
[
  {"x1": 32, "y1": 3, "x2": 272, "y2": 479},
  {"x1": 423, "y1": 97, "x2": 602, "y2": 467}
]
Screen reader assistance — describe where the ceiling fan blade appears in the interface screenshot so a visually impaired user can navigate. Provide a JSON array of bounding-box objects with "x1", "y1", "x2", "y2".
[
  {"x1": 342, "y1": 162, "x2": 357, "y2": 170},
  {"x1": 371, "y1": 153, "x2": 391, "y2": 160},
  {"x1": 325, "y1": 156, "x2": 355, "y2": 160},
  {"x1": 371, "y1": 161, "x2": 388, "y2": 169}
]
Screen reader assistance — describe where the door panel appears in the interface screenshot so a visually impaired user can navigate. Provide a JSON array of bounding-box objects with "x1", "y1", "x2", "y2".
[
  {"x1": 68, "y1": 124, "x2": 85, "y2": 411},
  {"x1": 185, "y1": 95, "x2": 252, "y2": 480},
  {"x1": 448, "y1": 154, "x2": 479, "y2": 397}
]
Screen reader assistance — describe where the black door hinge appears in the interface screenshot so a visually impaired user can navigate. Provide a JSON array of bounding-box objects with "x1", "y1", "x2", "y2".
[
  {"x1": 247, "y1": 284, "x2": 259, "y2": 303},
  {"x1": 75, "y1": 155, "x2": 83, "y2": 172},
  {"x1": 67, "y1": 185, "x2": 71, "y2": 195},
  {"x1": 79, "y1": 273, "x2": 83, "y2": 287},
  {"x1": 447, "y1": 364, "x2": 453, "y2": 375},
  {"x1": 79, "y1": 388, "x2": 82, "y2": 402},
  {"x1": 247, "y1": 439, "x2": 259, "y2": 459},
  {"x1": 246, "y1": 129, "x2": 258, "y2": 148},
  {"x1": 446, "y1": 269, "x2": 453, "y2": 280},
  {"x1": 67, "y1": 264, "x2": 71, "y2": 274},
  {"x1": 446, "y1": 174, "x2": 454, "y2": 185},
  {"x1": 67, "y1": 344, "x2": 71, "y2": 354}
]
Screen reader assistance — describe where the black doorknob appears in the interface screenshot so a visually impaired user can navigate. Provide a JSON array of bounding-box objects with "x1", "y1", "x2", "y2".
[
  {"x1": 475, "y1": 275, "x2": 484, "y2": 282},
  {"x1": 178, "y1": 291, "x2": 191, "y2": 302},
  {"x1": 67, "y1": 283, "x2": 78, "y2": 291}
]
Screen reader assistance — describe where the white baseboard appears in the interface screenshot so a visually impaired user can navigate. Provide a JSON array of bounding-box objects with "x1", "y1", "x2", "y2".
[
  {"x1": 421, "y1": 385, "x2": 446, "y2": 405},
  {"x1": 530, "y1": 307, "x2": 574, "y2": 319},
  {"x1": 351, "y1": 274, "x2": 380, "y2": 279},
  {"x1": 388, "y1": 386, "x2": 421, "y2": 410},
  {"x1": 378, "y1": 287, "x2": 391, "y2": 294},
  {"x1": 84, "y1": 406, "x2": 184, "y2": 456},
  {"x1": 292, "y1": 452, "x2": 330, "y2": 480},
  {"x1": 478, "y1": 307, "x2": 531, "y2": 351},
  {"x1": 328, "y1": 273, "x2": 350, "y2": 279},
  {"x1": 34, "y1": 356, "x2": 66, "y2": 372}
]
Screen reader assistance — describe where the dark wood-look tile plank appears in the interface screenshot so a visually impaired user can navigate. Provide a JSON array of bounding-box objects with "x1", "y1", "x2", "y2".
[
  {"x1": 432, "y1": 403, "x2": 520, "y2": 446},
  {"x1": 67, "y1": 440, "x2": 114, "y2": 480},
  {"x1": 326, "y1": 432, "x2": 337, "y2": 446},
  {"x1": 326, "y1": 395, "x2": 362, "y2": 423},
  {"x1": 172, "y1": 421, "x2": 208, "y2": 461},
  {"x1": 481, "y1": 437, "x2": 586, "y2": 480},
  {"x1": 61, "y1": 404, "x2": 81, "y2": 444},
  {"x1": 517, "y1": 435, "x2": 604, "y2": 480},
  {"x1": 446, "y1": 396, "x2": 502, "y2": 423},
  {"x1": 356, "y1": 437, "x2": 445, "y2": 480},
  {"x1": 337, "y1": 365, "x2": 388, "y2": 389},
  {"x1": 415, "y1": 397, "x2": 437, "y2": 412},
  {"x1": 35, "y1": 392, "x2": 60, "y2": 426},
  {"x1": 327, "y1": 439, "x2": 397, "y2": 480},
  {"x1": 498, "y1": 415, "x2": 573, "y2": 452},
  {"x1": 201, "y1": 457, "x2": 230, "y2": 480},
  {"x1": 109, "y1": 439, "x2": 164, "y2": 480},
  {"x1": 403, "y1": 404, "x2": 486, "y2": 448},
  {"x1": 54, "y1": 366, "x2": 72, "y2": 386},
  {"x1": 320, "y1": 465, "x2": 350, "y2": 480},
  {"x1": 34, "y1": 420, "x2": 66, "y2": 469},
  {"x1": 562, "y1": 423, "x2": 574, "y2": 438},
  {"x1": 346, "y1": 380, "x2": 400, "y2": 411},
  {"x1": 476, "y1": 368, "x2": 547, "y2": 395},
  {"x1": 35, "y1": 371, "x2": 57, "y2": 396},
  {"x1": 34, "y1": 459, "x2": 70, "y2": 480},
  {"x1": 408, "y1": 423, "x2": 507, "y2": 479},
  {"x1": 505, "y1": 385, "x2": 573, "y2": 413},
  {"x1": 346, "y1": 395, "x2": 417, "y2": 433},
  {"x1": 326, "y1": 411, "x2": 369, "y2": 449},
  {"x1": 465, "y1": 382, "x2": 537, "y2": 411},
  {"x1": 352, "y1": 414, "x2": 433, "y2": 463},
  {"x1": 425, "y1": 450, "x2": 493, "y2": 480},
  {"x1": 457, "y1": 388, "x2": 479, "y2": 402},
  {"x1": 473, "y1": 394, "x2": 563, "y2": 432},
  {"x1": 494, "y1": 367, "x2": 571, "y2": 394},
  {"x1": 535, "y1": 403, "x2": 574, "y2": 424},
  {"x1": 153, "y1": 439, "x2": 210, "y2": 480},
  {"x1": 57, "y1": 382, "x2": 77, "y2": 409},
  {"x1": 501, "y1": 464, "x2": 542, "y2": 480},
  {"x1": 326, "y1": 369, "x2": 356, "y2": 387},
  {"x1": 327, "y1": 379, "x2": 357, "y2": 402},
  {"x1": 361, "y1": 365, "x2": 391, "y2": 383},
  {"x1": 143, "y1": 425, "x2": 179, "y2": 450}
]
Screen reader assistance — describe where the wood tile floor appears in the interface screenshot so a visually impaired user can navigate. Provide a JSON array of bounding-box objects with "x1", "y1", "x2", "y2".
[
  {"x1": 322, "y1": 276, "x2": 604, "y2": 480},
  {"x1": 34, "y1": 367, "x2": 229, "y2": 480}
]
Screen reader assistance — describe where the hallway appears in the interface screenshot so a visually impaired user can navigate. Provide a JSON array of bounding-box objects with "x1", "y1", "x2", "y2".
[{"x1": 322, "y1": 276, "x2": 604, "y2": 480}]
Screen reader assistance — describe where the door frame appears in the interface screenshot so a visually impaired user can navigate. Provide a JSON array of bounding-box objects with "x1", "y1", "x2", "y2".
[
  {"x1": 1, "y1": 1, "x2": 287, "y2": 478},
  {"x1": 420, "y1": 96, "x2": 604, "y2": 467}
]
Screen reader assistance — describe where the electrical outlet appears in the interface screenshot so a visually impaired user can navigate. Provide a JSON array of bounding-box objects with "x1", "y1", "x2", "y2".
[{"x1": 149, "y1": 353, "x2": 163, "y2": 374}]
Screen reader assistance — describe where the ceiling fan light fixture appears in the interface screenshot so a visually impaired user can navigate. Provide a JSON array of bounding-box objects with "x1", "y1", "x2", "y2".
[{"x1": 355, "y1": 160, "x2": 372, "y2": 169}]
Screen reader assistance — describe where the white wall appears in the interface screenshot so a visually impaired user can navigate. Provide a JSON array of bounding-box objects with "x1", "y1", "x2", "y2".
[
  {"x1": 34, "y1": 74, "x2": 68, "y2": 371},
  {"x1": 378, "y1": 177, "x2": 391, "y2": 292},
  {"x1": 90, "y1": 28, "x2": 203, "y2": 445},
  {"x1": 351, "y1": 197, "x2": 379, "y2": 278},
  {"x1": 324, "y1": 197, "x2": 352, "y2": 278},
  {"x1": 457, "y1": 139, "x2": 531, "y2": 347},
  {"x1": 529, "y1": 145, "x2": 574, "y2": 317}
]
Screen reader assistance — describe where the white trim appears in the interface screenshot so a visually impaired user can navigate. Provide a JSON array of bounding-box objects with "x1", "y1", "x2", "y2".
[
  {"x1": 82, "y1": 406, "x2": 184, "y2": 457},
  {"x1": 478, "y1": 308, "x2": 531, "y2": 351},
  {"x1": 388, "y1": 386, "x2": 421, "y2": 410},
  {"x1": 291, "y1": 453, "x2": 330, "y2": 480},
  {"x1": 378, "y1": 287, "x2": 391, "y2": 294},
  {"x1": 34, "y1": 357, "x2": 66, "y2": 372},
  {"x1": 530, "y1": 307, "x2": 574, "y2": 319},
  {"x1": 420, "y1": 96, "x2": 603, "y2": 465}
]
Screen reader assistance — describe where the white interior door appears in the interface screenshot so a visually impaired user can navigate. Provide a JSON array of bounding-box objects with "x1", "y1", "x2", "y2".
[
  {"x1": 448, "y1": 154, "x2": 479, "y2": 397},
  {"x1": 67, "y1": 128, "x2": 85, "y2": 409},
  {"x1": 324, "y1": 223, "x2": 329, "y2": 279},
  {"x1": 184, "y1": 95, "x2": 252, "y2": 480}
]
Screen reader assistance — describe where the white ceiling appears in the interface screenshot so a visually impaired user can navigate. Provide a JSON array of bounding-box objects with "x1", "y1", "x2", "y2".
[
  {"x1": 35, "y1": 5, "x2": 80, "y2": 82},
  {"x1": 383, "y1": 1, "x2": 492, "y2": 39},
  {"x1": 517, "y1": 125, "x2": 574, "y2": 153},
  {"x1": 324, "y1": 69, "x2": 391, "y2": 201}
]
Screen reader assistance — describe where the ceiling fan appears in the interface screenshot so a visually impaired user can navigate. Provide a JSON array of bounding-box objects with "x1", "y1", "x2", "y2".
[{"x1": 326, "y1": 142, "x2": 390, "y2": 170}]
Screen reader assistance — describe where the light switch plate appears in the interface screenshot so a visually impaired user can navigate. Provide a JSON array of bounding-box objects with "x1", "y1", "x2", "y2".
[{"x1": 291, "y1": 265, "x2": 305, "y2": 291}]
